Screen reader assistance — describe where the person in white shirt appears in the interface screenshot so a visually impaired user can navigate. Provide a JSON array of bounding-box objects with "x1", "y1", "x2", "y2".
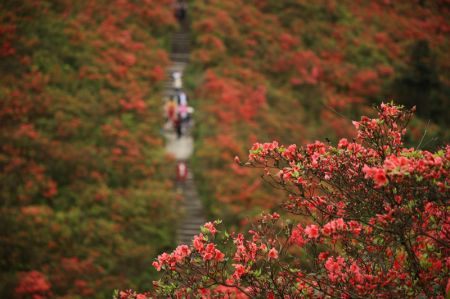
[{"x1": 172, "y1": 71, "x2": 182, "y2": 90}]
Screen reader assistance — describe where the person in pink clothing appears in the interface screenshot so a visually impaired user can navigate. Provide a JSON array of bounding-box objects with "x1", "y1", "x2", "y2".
[
  {"x1": 176, "y1": 90, "x2": 189, "y2": 138},
  {"x1": 176, "y1": 161, "x2": 188, "y2": 181}
]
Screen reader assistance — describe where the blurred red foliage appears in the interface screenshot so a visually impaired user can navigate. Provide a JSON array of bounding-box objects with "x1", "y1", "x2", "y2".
[
  {"x1": 188, "y1": 0, "x2": 449, "y2": 227},
  {"x1": 0, "y1": 0, "x2": 178, "y2": 297}
]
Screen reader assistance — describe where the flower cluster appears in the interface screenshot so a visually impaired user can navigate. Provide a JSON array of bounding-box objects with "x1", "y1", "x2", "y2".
[
  {"x1": 15, "y1": 271, "x2": 51, "y2": 299},
  {"x1": 123, "y1": 104, "x2": 449, "y2": 298},
  {"x1": 152, "y1": 222, "x2": 227, "y2": 277}
]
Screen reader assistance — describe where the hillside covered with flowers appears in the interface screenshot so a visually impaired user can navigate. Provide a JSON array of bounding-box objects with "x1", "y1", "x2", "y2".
[
  {"x1": 0, "y1": 0, "x2": 180, "y2": 297},
  {"x1": 186, "y1": 0, "x2": 449, "y2": 226},
  {"x1": 1, "y1": 0, "x2": 449, "y2": 298}
]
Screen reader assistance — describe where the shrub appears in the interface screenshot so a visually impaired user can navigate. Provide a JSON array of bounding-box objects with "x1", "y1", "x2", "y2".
[{"x1": 120, "y1": 103, "x2": 449, "y2": 298}]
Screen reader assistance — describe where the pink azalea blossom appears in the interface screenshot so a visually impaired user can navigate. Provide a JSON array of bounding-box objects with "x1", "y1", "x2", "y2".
[
  {"x1": 204, "y1": 222, "x2": 217, "y2": 235},
  {"x1": 305, "y1": 224, "x2": 320, "y2": 239},
  {"x1": 268, "y1": 248, "x2": 279, "y2": 260}
]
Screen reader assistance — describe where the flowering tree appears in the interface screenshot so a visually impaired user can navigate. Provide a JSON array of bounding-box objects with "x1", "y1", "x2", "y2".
[{"x1": 120, "y1": 103, "x2": 449, "y2": 298}]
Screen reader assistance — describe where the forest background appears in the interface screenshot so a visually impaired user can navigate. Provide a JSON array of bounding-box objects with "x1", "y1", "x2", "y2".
[{"x1": 0, "y1": 0, "x2": 448, "y2": 298}]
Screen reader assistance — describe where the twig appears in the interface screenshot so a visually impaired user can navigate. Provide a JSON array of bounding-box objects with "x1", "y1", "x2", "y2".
[
  {"x1": 322, "y1": 103, "x2": 351, "y2": 121},
  {"x1": 416, "y1": 120, "x2": 430, "y2": 149}
]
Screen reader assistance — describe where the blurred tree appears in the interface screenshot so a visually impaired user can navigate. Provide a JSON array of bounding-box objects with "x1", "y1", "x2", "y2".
[{"x1": 392, "y1": 40, "x2": 448, "y2": 126}]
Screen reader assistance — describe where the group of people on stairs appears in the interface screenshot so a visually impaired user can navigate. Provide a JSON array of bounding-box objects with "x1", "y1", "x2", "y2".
[
  {"x1": 165, "y1": 71, "x2": 193, "y2": 138},
  {"x1": 173, "y1": 0, "x2": 188, "y2": 23}
]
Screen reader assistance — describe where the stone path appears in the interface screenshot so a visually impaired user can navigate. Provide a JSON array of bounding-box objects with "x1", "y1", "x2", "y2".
[{"x1": 163, "y1": 20, "x2": 207, "y2": 245}]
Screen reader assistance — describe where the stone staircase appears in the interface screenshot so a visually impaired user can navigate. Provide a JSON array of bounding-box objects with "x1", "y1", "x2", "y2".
[
  {"x1": 163, "y1": 18, "x2": 207, "y2": 245},
  {"x1": 175, "y1": 171, "x2": 206, "y2": 245},
  {"x1": 171, "y1": 32, "x2": 190, "y2": 63}
]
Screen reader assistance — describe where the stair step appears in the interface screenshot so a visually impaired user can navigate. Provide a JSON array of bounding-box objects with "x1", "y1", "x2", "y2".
[
  {"x1": 172, "y1": 41, "x2": 190, "y2": 46},
  {"x1": 179, "y1": 223, "x2": 202, "y2": 231},
  {"x1": 184, "y1": 192, "x2": 199, "y2": 198},
  {"x1": 183, "y1": 211, "x2": 203, "y2": 217},
  {"x1": 170, "y1": 53, "x2": 190, "y2": 62},
  {"x1": 183, "y1": 198, "x2": 201, "y2": 204},
  {"x1": 184, "y1": 198, "x2": 201, "y2": 204},
  {"x1": 184, "y1": 209, "x2": 203, "y2": 215},
  {"x1": 181, "y1": 219, "x2": 207, "y2": 227},
  {"x1": 177, "y1": 228, "x2": 203, "y2": 236},
  {"x1": 172, "y1": 40, "x2": 190, "y2": 45},
  {"x1": 173, "y1": 35, "x2": 190, "y2": 40},
  {"x1": 184, "y1": 212, "x2": 205, "y2": 219},
  {"x1": 183, "y1": 204, "x2": 202, "y2": 211}
]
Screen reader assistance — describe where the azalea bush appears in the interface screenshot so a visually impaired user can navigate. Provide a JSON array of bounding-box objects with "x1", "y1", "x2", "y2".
[{"x1": 120, "y1": 104, "x2": 449, "y2": 298}]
